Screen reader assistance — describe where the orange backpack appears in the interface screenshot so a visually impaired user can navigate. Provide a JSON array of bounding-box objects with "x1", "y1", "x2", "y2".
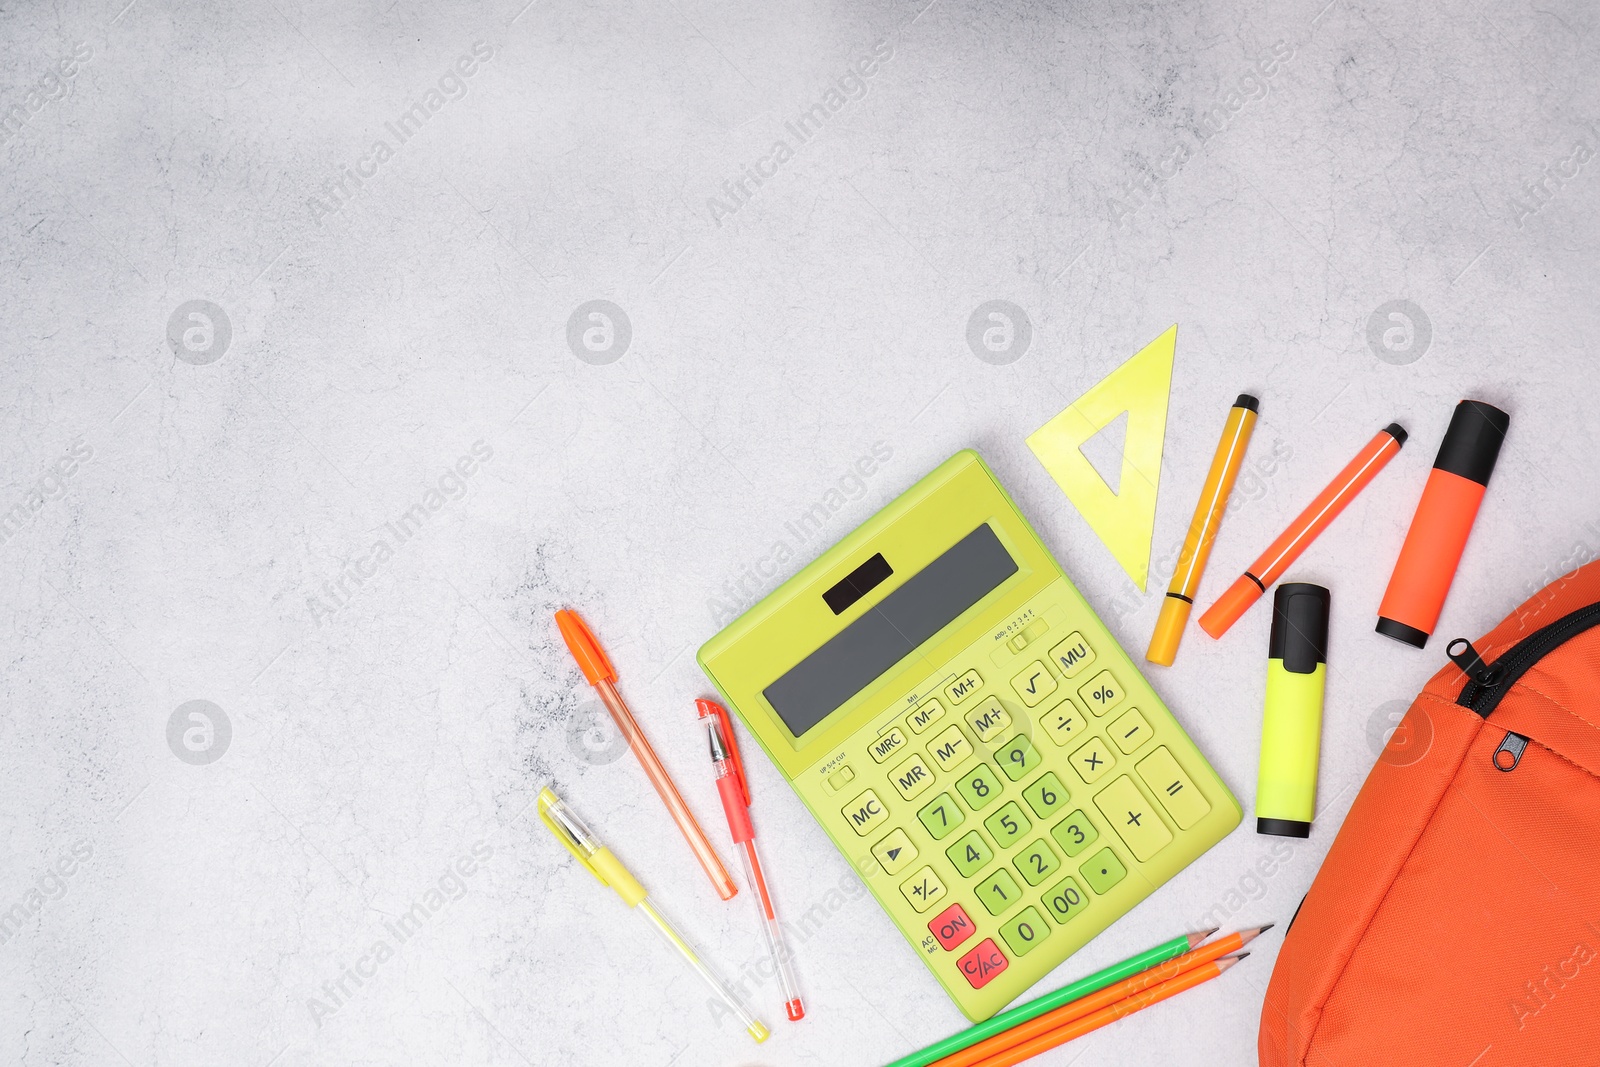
[{"x1": 1261, "y1": 560, "x2": 1600, "y2": 1066}]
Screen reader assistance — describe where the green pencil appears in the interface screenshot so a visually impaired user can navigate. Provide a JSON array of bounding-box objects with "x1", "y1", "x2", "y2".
[{"x1": 881, "y1": 929, "x2": 1217, "y2": 1067}]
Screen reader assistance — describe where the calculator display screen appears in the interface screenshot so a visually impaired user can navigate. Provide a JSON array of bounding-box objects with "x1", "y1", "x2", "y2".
[{"x1": 763, "y1": 523, "x2": 1018, "y2": 737}]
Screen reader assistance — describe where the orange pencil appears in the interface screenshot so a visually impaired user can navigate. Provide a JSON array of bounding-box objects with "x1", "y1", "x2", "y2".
[
  {"x1": 1199, "y1": 423, "x2": 1406, "y2": 638},
  {"x1": 930, "y1": 926, "x2": 1270, "y2": 1067},
  {"x1": 970, "y1": 955, "x2": 1246, "y2": 1067}
]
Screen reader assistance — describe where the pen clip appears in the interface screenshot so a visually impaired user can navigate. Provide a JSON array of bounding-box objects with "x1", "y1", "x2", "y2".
[
  {"x1": 536, "y1": 787, "x2": 608, "y2": 886},
  {"x1": 697, "y1": 699, "x2": 749, "y2": 807}
]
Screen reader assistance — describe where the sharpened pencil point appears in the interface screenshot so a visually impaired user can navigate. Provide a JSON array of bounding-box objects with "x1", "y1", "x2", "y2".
[
  {"x1": 1238, "y1": 924, "x2": 1274, "y2": 947},
  {"x1": 1189, "y1": 926, "x2": 1220, "y2": 948}
]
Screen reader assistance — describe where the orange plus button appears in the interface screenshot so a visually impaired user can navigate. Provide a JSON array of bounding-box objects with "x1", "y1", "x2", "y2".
[
  {"x1": 927, "y1": 902, "x2": 978, "y2": 951},
  {"x1": 956, "y1": 938, "x2": 1009, "y2": 989}
]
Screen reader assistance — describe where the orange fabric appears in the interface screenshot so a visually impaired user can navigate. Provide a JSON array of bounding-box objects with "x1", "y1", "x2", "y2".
[{"x1": 1261, "y1": 560, "x2": 1600, "y2": 1066}]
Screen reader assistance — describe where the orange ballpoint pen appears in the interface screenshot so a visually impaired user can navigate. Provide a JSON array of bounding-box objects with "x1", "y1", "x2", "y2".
[
  {"x1": 698, "y1": 699, "x2": 805, "y2": 1022},
  {"x1": 555, "y1": 609, "x2": 737, "y2": 900}
]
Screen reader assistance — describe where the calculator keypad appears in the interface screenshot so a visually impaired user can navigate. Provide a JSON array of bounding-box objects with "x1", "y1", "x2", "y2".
[
  {"x1": 946, "y1": 830, "x2": 993, "y2": 877},
  {"x1": 975, "y1": 868, "x2": 1021, "y2": 915},
  {"x1": 996, "y1": 735, "x2": 1042, "y2": 781},
  {"x1": 1047, "y1": 631, "x2": 1096, "y2": 678},
  {"x1": 890, "y1": 753, "x2": 937, "y2": 801},
  {"x1": 1094, "y1": 775, "x2": 1173, "y2": 862},
  {"x1": 1137, "y1": 746, "x2": 1212, "y2": 829},
  {"x1": 908, "y1": 698, "x2": 945, "y2": 734},
  {"x1": 999, "y1": 906, "x2": 1051, "y2": 957},
  {"x1": 1015, "y1": 839, "x2": 1060, "y2": 886},
  {"x1": 956, "y1": 764, "x2": 1003, "y2": 811},
  {"x1": 983, "y1": 802, "x2": 1031, "y2": 849},
  {"x1": 901, "y1": 866, "x2": 948, "y2": 912},
  {"x1": 872, "y1": 828, "x2": 917, "y2": 874},
  {"x1": 1042, "y1": 875, "x2": 1089, "y2": 923},
  {"x1": 1077, "y1": 670, "x2": 1125, "y2": 716},
  {"x1": 843, "y1": 789, "x2": 889, "y2": 836},
  {"x1": 928, "y1": 903, "x2": 977, "y2": 951},
  {"x1": 956, "y1": 938, "x2": 1008, "y2": 989},
  {"x1": 1040, "y1": 699, "x2": 1087, "y2": 746},
  {"x1": 1050, "y1": 809, "x2": 1098, "y2": 857},
  {"x1": 946, "y1": 670, "x2": 983, "y2": 704},
  {"x1": 964, "y1": 697, "x2": 1011, "y2": 743},
  {"x1": 1080, "y1": 848, "x2": 1127, "y2": 893},
  {"x1": 917, "y1": 793, "x2": 964, "y2": 839},
  {"x1": 826, "y1": 604, "x2": 1230, "y2": 1017},
  {"x1": 1009, "y1": 660, "x2": 1057, "y2": 706},
  {"x1": 1110, "y1": 708, "x2": 1153, "y2": 753},
  {"x1": 870, "y1": 729, "x2": 908, "y2": 762},
  {"x1": 927, "y1": 724, "x2": 973, "y2": 770},
  {"x1": 1069, "y1": 737, "x2": 1116, "y2": 784},
  {"x1": 1020, "y1": 772, "x2": 1067, "y2": 819}
]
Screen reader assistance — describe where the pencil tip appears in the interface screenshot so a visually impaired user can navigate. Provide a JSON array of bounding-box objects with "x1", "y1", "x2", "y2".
[
  {"x1": 1239, "y1": 923, "x2": 1277, "y2": 946},
  {"x1": 1236, "y1": 951, "x2": 1250, "y2": 960},
  {"x1": 1189, "y1": 926, "x2": 1220, "y2": 947}
]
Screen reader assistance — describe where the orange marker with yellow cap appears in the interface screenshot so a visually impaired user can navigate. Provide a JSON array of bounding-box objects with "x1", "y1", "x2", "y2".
[{"x1": 1147, "y1": 394, "x2": 1259, "y2": 665}]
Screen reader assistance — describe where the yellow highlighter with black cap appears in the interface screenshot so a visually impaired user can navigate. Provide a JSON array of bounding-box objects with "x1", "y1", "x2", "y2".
[
  {"x1": 536, "y1": 787, "x2": 770, "y2": 1043},
  {"x1": 1256, "y1": 584, "x2": 1331, "y2": 838}
]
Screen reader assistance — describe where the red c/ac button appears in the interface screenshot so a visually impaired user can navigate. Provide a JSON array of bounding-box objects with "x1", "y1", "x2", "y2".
[{"x1": 956, "y1": 938, "x2": 1009, "y2": 989}]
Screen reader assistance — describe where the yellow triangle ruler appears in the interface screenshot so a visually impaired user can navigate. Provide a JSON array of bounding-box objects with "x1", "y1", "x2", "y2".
[{"x1": 1026, "y1": 325, "x2": 1176, "y2": 591}]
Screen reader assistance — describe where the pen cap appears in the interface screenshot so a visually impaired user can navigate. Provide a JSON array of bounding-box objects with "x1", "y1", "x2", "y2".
[
  {"x1": 1268, "y1": 584, "x2": 1330, "y2": 674},
  {"x1": 536, "y1": 787, "x2": 648, "y2": 905},
  {"x1": 696, "y1": 699, "x2": 750, "y2": 806},
  {"x1": 556, "y1": 609, "x2": 616, "y2": 684},
  {"x1": 1432, "y1": 400, "x2": 1510, "y2": 485}
]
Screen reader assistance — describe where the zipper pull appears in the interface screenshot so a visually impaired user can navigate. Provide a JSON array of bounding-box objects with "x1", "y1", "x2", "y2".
[
  {"x1": 1493, "y1": 732, "x2": 1529, "y2": 772},
  {"x1": 1446, "y1": 638, "x2": 1500, "y2": 686}
]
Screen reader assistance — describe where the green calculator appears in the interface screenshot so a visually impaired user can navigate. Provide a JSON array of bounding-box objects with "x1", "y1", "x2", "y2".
[{"x1": 697, "y1": 451, "x2": 1240, "y2": 1021}]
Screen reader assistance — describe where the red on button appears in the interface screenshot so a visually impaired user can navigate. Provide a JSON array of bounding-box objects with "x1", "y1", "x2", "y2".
[
  {"x1": 927, "y1": 903, "x2": 977, "y2": 951},
  {"x1": 956, "y1": 938, "x2": 1009, "y2": 989}
]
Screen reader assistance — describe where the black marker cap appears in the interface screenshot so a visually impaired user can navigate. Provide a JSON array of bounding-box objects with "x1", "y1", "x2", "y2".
[
  {"x1": 1433, "y1": 400, "x2": 1510, "y2": 486},
  {"x1": 1258, "y1": 817, "x2": 1312, "y2": 838},
  {"x1": 1383, "y1": 422, "x2": 1408, "y2": 447},
  {"x1": 1235, "y1": 393, "x2": 1260, "y2": 413},
  {"x1": 1268, "y1": 583, "x2": 1331, "y2": 675}
]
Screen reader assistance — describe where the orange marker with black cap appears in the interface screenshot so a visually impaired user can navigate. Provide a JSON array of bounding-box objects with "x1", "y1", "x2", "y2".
[{"x1": 1376, "y1": 400, "x2": 1510, "y2": 648}]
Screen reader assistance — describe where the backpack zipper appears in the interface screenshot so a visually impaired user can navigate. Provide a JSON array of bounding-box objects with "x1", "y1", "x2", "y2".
[{"x1": 1448, "y1": 599, "x2": 1600, "y2": 718}]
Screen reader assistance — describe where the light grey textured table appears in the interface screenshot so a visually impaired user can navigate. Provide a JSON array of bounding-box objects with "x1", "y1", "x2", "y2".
[{"x1": 4, "y1": 0, "x2": 1598, "y2": 1064}]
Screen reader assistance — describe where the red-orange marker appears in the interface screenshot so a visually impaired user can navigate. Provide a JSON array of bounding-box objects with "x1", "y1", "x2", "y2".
[
  {"x1": 1377, "y1": 401, "x2": 1509, "y2": 647},
  {"x1": 1199, "y1": 424, "x2": 1406, "y2": 638}
]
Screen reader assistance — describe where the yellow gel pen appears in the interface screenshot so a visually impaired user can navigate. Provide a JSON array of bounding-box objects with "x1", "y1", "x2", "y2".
[{"x1": 536, "y1": 787, "x2": 770, "y2": 1043}]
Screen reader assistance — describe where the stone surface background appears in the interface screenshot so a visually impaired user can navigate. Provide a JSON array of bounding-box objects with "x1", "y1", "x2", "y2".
[{"x1": 3, "y1": 0, "x2": 1597, "y2": 1063}]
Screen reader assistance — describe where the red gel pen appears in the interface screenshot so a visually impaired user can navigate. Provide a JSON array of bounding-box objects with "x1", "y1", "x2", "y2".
[{"x1": 697, "y1": 699, "x2": 806, "y2": 1022}]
